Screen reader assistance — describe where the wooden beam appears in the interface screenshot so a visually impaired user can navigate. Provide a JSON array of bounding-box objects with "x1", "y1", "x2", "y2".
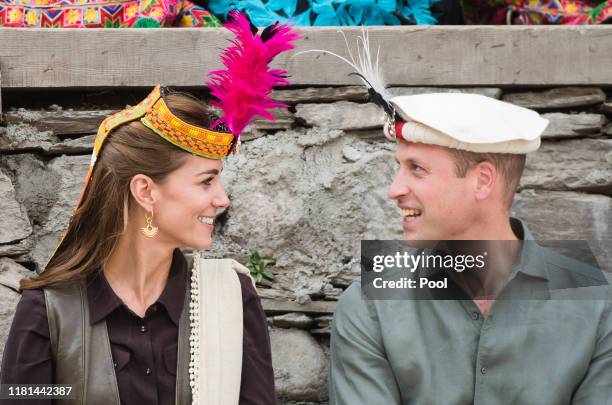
[
  {"x1": 4, "y1": 109, "x2": 112, "y2": 137},
  {"x1": 2, "y1": 107, "x2": 293, "y2": 137},
  {"x1": 261, "y1": 298, "x2": 336, "y2": 315},
  {"x1": 0, "y1": 26, "x2": 610, "y2": 88}
]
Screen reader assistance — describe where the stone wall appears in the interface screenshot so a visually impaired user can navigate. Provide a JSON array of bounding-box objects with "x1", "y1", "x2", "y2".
[{"x1": 0, "y1": 85, "x2": 610, "y2": 403}]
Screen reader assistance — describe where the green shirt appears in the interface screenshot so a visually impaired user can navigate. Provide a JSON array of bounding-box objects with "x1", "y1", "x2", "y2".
[{"x1": 329, "y1": 220, "x2": 612, "y2": 405}]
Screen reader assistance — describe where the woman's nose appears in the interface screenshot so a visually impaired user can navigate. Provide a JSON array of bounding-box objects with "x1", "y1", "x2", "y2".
[{"x1": 213, "y1": 186, "x2": 230, "y2": 209}]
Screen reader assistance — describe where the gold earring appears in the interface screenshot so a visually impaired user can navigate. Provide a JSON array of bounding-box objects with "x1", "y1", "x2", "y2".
[{"x1": 141, "y1": 208, "x2": 158, "y2": 238}]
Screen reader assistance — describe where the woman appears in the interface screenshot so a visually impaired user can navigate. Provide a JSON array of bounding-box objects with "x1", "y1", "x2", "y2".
[{"x1": 0, "y1": 12, "x2": 299, "y2": 405}]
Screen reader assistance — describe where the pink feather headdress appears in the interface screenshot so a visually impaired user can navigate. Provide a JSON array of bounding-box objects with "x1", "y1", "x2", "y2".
[{"x1": 207, "y1": 10, "x2": 300, "y2": 138}]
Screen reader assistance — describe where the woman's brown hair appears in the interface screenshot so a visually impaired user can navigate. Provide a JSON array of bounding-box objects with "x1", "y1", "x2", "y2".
[{"x1": 20, "y1": 92, "x2": 212, "y2": 291}]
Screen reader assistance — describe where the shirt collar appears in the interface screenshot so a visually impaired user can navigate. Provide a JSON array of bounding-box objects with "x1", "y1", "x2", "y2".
[
  {"x1": 509, "y1": 217, "x2": 549, "y2": 281},
  {"x1": 87, "y1": 248, "x2": 188, "y2": 326},
  {"x1": 411, "y1": 218, "x2": 542, "y2": 282},
  {"x1": 87, "y1": 270, "x2": 123, "y2": 325}
]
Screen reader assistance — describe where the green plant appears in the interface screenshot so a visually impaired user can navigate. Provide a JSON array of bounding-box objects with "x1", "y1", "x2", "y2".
[{"x1": 246, "y1": 251, "x2": 275, "y2": 283}]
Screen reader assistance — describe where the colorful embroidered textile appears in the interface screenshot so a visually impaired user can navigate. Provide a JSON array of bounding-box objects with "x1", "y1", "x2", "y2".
[
  {"x1": 205, "y1": 0, "x2": 465, "y2": 26},
  {"x1": 141, "y1": 93, "x2": 235, "y2": 159},
  {"x1": 462, "y1": 0, "x2": 612, "y2": 24},
  {"x1": 0, "y1": 0, "x2": 221, "y2": 27}
]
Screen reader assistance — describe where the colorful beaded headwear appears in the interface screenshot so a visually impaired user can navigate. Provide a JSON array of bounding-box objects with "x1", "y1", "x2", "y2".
[
  {"x1": 73, "y1": 85, "x2": 235, "y2": 211},
  {"x1": 141, "y1": 87, "x2": 235, "y2": 159},
  {"x1": 98, "y1": 85, "x2": 235, "y2": 161}
]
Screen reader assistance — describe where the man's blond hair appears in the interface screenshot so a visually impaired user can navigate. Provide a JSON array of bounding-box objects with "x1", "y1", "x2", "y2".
[{"x1": 446, "y1": 149, "x2": 526, "y2": 208}]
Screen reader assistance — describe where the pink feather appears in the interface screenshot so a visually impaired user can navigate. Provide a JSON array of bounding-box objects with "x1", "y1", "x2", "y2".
[{"x1": 207, "y1": 10, "x2": 300, "y2": 136}]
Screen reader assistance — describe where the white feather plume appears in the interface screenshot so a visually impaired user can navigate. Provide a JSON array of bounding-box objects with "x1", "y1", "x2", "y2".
[{"x1": 293, "y1": 28, "x2": 393, "y2": 114}]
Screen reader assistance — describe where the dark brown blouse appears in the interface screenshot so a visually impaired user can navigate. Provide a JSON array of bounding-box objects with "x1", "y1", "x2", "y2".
[{"x1": 0, "y1": 249, "x2": 276, "y2": 405}]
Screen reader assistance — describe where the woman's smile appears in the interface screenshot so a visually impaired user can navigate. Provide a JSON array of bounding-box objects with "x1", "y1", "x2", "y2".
[{"x1": 197, "y1": 216, "x2": 215, "y2": 225}]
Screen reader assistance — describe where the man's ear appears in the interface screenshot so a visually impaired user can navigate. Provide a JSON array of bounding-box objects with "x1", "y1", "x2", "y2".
[
  {"x1": 472, "y1": 161, "x2": 497, "y2": 201},
  {"x1": 129, "y1": 174, "x2": 158, "y2": 212}
]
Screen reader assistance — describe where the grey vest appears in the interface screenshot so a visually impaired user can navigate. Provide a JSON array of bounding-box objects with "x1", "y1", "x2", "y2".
[{"x1": 44, "y1": 276, "x2": 192, "y2": 405}]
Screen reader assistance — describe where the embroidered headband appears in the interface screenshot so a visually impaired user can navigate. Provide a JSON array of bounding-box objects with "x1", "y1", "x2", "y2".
[{"x1": 76, "y1": 85, "x2": 235, "y2": 210}]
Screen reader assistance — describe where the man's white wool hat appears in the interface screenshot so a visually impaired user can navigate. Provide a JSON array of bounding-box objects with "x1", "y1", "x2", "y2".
[{"x1": 384, "y1": 93, "x2": 549, "y2": 154}]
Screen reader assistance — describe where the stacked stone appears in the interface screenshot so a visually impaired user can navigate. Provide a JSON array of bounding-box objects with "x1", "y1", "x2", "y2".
[{"x1": 1, "y1": 86, "x2": 610, "y2": 403}]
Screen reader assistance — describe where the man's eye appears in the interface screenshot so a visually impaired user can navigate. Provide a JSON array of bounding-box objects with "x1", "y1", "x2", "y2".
[{"x1": 411, "y1": 164, "x2": 424, "y2": 172}]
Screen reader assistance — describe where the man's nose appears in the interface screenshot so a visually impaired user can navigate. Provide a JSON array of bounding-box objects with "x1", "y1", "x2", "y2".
[{"x1": 387, "y1": 172, "x2": 410, "y2": 201}]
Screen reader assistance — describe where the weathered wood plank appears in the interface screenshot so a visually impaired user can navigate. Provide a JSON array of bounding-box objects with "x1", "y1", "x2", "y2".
[
  {"x1": 0, "y1": 26, "x2": 610, "y2": 88},
  {"x1": 503, "y1": 87, "x2": 607, "y2": 109},
  {"x1": 261, "y1": 298, "x2": 336, "y2": 315},
  {"x1": 272, "y1": 86, "x2": 368, "y2": 104},
  {"x1": 5, "y1": 109, "x2": 112, "y2": 136},
  {"x1": 4, "y1": 107, "x2": 293, "y2": 137}
]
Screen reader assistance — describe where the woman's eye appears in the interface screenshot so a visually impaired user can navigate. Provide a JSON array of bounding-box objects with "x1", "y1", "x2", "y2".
[{"x1": 202, "y1": 177, "x2": 214, "y2": 186}]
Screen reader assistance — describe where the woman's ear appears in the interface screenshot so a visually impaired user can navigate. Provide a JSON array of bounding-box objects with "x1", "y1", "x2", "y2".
[
  {"x1": 472, "y1": 161, "x2": 497, "y2": 202},
  {"x1": 129, "y1": 174, "x2": 157, "y2": 212}
]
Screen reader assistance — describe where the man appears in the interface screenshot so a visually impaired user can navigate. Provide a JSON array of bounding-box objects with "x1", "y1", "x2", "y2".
[{"x1": 329, "y1": 93, "x2": 612, "y2": 404}]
